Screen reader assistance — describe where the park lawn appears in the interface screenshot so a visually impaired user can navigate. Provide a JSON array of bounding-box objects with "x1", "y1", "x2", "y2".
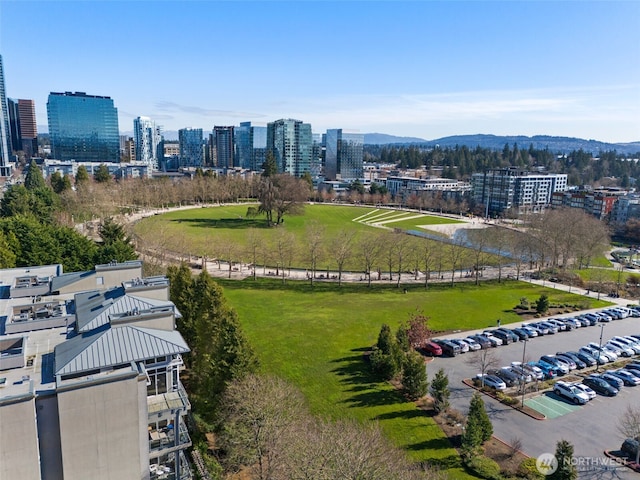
[
  {"x1": 218, "y1": 279, "x2": 609, "y2": 476},
  {"x1": 373, "y1": 215, "x2": 465, "y2": 231},
  {"x1": 573, "y1": 267, "x2": 637, "y2": 284}
]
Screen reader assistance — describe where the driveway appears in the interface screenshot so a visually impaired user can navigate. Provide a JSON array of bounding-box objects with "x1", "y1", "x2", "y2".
[{"x1": 429, "y1": 314, "x2": 640, "y2": 479}]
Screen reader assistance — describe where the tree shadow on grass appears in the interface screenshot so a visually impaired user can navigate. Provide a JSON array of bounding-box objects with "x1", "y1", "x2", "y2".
[
  {"x1": 421, "y1": 454, "x2": 463, "y2": 470},
  {"x1": 170, "y1": 217, "x2": 270, "y2": 230},
  {"x1": 330, "y1": 349, "x2": 405, "y2": 408}
]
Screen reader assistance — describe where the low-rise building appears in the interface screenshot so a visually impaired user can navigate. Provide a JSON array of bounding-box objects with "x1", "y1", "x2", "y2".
[{"x1": 0, "y1": 261, "x2": 192, "y2": 480}]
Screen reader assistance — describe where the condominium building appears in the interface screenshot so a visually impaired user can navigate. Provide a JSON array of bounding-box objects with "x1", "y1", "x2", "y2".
[
  {"x1": 0, "y1": 55, "x2": 13, "y2": 176},
  {"x1": 551, "y1": 189, "x2": 620, "y2": 220},
  {"x1": 212, "y1": 126, "x2": 234, "y2": 169},
  {"x1": 0, "y1": 261, "x2": 193, "y2": 480},
  {"x1": 324, "y1": 129, "x2": 364, "y2": 181},
  {"x1": 178, "y1": 128, "x2": 203, "y2": 168},
  {"x1": 134, "y1": 116, "x2": 163, "y2": 170},
  {"x1": 266, "y1": 118, "x2": 312, "y2": 177},
  {"x1": 47, "y1": 92, "x2": 120, "y2": 163},
  {"x1": 471, "y1": 168, "x2": 568, "y2": 216},
  {"x1": 9, "y1": 98, "x2": 38, "y2": 158}
]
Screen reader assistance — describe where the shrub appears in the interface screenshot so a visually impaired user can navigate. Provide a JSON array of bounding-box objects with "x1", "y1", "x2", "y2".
[
  {"x1": 496, "y1": 391, "x2": 520, "y2": 406},
  {"x1": 518, "y1": 458, "x2": 544, "y2": 479},
  {"x1": 464, "y1": 455, "x2": 502, "y2": 480}
]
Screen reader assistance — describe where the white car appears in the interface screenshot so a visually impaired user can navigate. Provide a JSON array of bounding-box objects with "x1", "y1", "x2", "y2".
[
  {"x1": 571, "y1": 382, "x2": 596, "y2": 400},
  {"x1": 480, "y1": 333, "x2": 503, "y2": 347},
  {"x1": 607, "y1": 340, "x2": 634, "y2": 357},
  {"x1": 553, "y1": 381, "x2": 590, "y2": 404},
  {"x1": 579, "y1": 346, "x2": 610, "y2": 365},
  {"x1": 464, "y1": 337, "x2": 481, "y2": 351},
  {"x1": 450, "y1": 339, "x2": 471, "y2": 353},
  {"x1": 475, "y1": 374, "x2": 506, "y2": 390},
  {"x1": 588, "y1": 342, "x2": 618, "y2": 362}
]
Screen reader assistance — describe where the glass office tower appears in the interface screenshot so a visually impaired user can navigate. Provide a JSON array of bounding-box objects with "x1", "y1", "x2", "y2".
[
  {"x1": 325, "y1": 129, "x2": 364, "y2": 181},
  {"x1": 47, "y1": 92, "x2": 120, "y2": 162},
  {"x1": 266, "y1": 118, "x2": 312, "y2": 177},
  {"x1": 213, "y1": 126, "x2": 234, "y2": 169},
  {"x1": 0, "y1": 55, "x2": 12, "y2": 175},
  {"x1": 178, "y1": 128, "x2": 203, "y2": 167}
]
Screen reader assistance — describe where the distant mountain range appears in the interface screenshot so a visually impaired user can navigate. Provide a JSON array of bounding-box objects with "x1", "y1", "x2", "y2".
[
  {"x1": 363, "y1": 133, "x2": 640, "y2": 155},
  {"x1": 37, "y1": 126, "x2": 640, "y2": 155}
]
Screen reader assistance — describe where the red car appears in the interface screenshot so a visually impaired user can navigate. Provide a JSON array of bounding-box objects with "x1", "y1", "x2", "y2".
[{"x1": 422, "y1": 341, "x2": 443, "y2": 356}]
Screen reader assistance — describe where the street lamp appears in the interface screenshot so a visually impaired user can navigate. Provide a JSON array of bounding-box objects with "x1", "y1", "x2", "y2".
[
  {"x1": 596, "y1": 323, "x2": 606, "y2": 373},
  {"x1": 520, "y1": 338, "x2": 528, "y2": 409}
]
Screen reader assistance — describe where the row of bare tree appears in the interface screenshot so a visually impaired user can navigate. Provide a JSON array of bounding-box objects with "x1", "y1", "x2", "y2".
[{"x1": 216, "y1": 374, "x2": 444, "y2": 480}]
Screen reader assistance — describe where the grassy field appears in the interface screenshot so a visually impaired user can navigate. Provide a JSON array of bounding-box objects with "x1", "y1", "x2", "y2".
[
  {"x1": 134, "y1": 204, "x2": 475, "y2": 270},
  {"x1": 218, "y1": 278, "x2": 610, "y2": 476}
]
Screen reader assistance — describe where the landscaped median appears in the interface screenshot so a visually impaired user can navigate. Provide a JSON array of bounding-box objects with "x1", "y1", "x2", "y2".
[{"x1": 461, "y1": 377, "x2": 547, "y2": 420}]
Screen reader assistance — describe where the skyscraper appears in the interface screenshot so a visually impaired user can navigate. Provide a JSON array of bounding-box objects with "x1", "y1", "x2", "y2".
[
  {"x1": 47, "y1": 91, "x2": 120, "y2": 162},
  {"x1": 0, "y1": 55, "x2": 12, "y2": 176},
  {"x1": 178, "y1": 128, "x2": 203, "y2": 167},
  {"x1": 7, "y1": 98, "x2": 21, "y2": 153},
  {"x1": 234, "y1": 122, "x2": 253, "y2": 170},
  {"x1": 266, "y1": 118, "x2": 312, "y2": 177},
  {"x1": 134, "y1": 116, "x2": 162, "y2": 170},
  {"x1": 213, "y1": 126, "x2": 234, "y2": 169},
  {"x1": 18, "y1": 99, "x2": 38, "y2": 158},
  {"x1": 324, "y1": 129, "x2": 364, "y2": 180}
]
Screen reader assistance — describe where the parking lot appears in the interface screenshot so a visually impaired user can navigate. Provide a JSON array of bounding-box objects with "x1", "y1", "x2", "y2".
[{"x1": 430, "y1": 311, "x2": 640, "y2": 479}]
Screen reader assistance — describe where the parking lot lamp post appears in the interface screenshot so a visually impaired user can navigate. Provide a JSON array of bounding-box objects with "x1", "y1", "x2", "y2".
[
  {"x1": 597, "y1": 324, "x2": 606, "y2": 373},
  {"x1": 520, "y1": 338, "x2": 528, "y2": 409}
]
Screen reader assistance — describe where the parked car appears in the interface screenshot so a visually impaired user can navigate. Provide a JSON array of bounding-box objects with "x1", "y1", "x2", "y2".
[
  {"x1": 510, "y1": 328, "x2": 530, "y2": 341},
  {"x1": 570, "y1": 382, "x2": 596, "y2": 400},
  {"x1": 587, "y1": 343, "x2": 618, "y2": 362},
  {"x1": 537, "y1": 321, "x2": 558, "y2": 334},
  {"x1": 450, "y1": 339, "x2": 471, "y2": 353},
  {"x1": 574, "y1": 316, "x2": 592, "y2": 327},
  {"x1": 495, "y1": 328, "x2": 519, "y2": 343},
  {"x1": 584, "y1": 313, "x2": 600, "y2": 325},
  {"x1": 556, "y1": 352, "x2": 586, "y2": 370},
  {"x1": 547, "y1": 319, "x2": 568, "y2": 331},
  {"x1": 530, "y1": 361, "x2": 558, "y2": 379},
  {"x1": 570, "y1": 350, "x2": 597, "y2": 367},
  {"x1": 539, "y1": 355, "x2": 569, "y2": 375},
  {"x1": 517, "y1": 362, "x2": 544, "y2": 381},
  {"x1": 463, "y1": 337, "x2": 481, "y2": 351},
  {"x1": 607, "y1": 340, "x2": 634, "y2": 357},
  {"x1": 475, "y1": 374, "x2": 506, "y2": 391},
  {"x1": 553, "y1": 355, "x2": 577, "y2": 371},
  {"x1": 612, "y1": 336, "x2": 640, "y2": 354},
  {"x1": 508, "y1": 364, "x2": 533, "y2": 383},
  {"x1": 520, "y1": 325, "x2": 539, "y2": 338},
  {"x1": 479, "y1": 332, "x2": 503, "y2": 347},
  {"x1": 422, "y1": 341, "x2": 443, "y2": 356},
  {"x1": 490, "y1": 368, "x2": 519, "y2": 387},
  {"x1": 553, "y1": 381, "x2": 589, "y2": 404},
  {"x1": 579, "y1": 346, "x2": 609, "y2": 365},
  {"x1": 599, "y1": 372, "x2": 624, "y2": 389},
  {"x1": 595, "y1": 312, "x2": 612, "y2": 323},
  {"x1": 606, "y1": 369, "x2": 640, "y2": 386},
  {"x1": 485, "y1": 329, "x2": 512, "y2": 345},
  {"x1": 621, "y1": 438, "x2": 639, "y2": 460},
  {"x1": 523, "y1": 322, "x2": 547, "y2": 336},
  {"x1": 624, "y1": 363, "x2": 640, "y2": 375},
  {"x1": 468, "y1": 335, "x2": 492, "y2": 349},
  {"x1": 582, "y1": 376, "x2": 619, "y2": 396},
  {"x1": 432, "y1": 339, "x2": 461, "y2": 357}
]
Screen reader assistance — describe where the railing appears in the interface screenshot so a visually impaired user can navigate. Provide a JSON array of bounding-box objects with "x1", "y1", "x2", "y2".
[
  {"x1": 149, "y1": 420, "x2": 192, "y2": 456},
  {"x1": 147, "y1": 381, "x2": 191, "y2": 416},
  {"x1": 149, "y1": 450, "x2": 193, "y2": 480}
]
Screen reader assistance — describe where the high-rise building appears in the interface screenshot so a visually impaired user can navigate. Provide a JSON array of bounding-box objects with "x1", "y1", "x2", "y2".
[
  {"x1": 134, "y1": 116, "x2": 162, "y2": 170},
  {"x1": 18, "y1": 99, "x2": 38, "y2": 158},
  {"x1": 234, "y1": 122, "x2": 253, "y2": 170},
  {"x1": 213, "y1": 126, "x2": 234, "y2": 169},
  {"x1": 324, "y1": 129, "x2": 364, "y2": 181},
  {"x1": 178, "y1": 128, "x2": 203, "y2": 167},
  {"x1": 253, "y1": 126, "x2": 267, "y2": 171},
  {"x1": 266, "y1": 118, "x2": 312, "y2": 177},
  {"x1": 7, "y1": 98, "x2": 21, "y2": 153},
  {"x1": 0, "y1": 55, "x2": 13, "y2": 176},
  {"x1": 47, "y1": 91, "x2": 120, "y2": 162}
]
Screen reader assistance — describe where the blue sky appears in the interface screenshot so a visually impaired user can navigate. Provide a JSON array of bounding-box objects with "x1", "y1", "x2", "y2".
[{"x1": 1, "y1": 1, "x2": 639, "y2": 142}]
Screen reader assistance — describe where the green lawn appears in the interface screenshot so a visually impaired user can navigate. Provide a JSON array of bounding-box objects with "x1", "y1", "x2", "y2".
[
  {"x1": 134, "y1": 204, "x2": 472, "y2": 270},
  {"x1": 219, "y1": 278, "x2": 610, "y2": 477}
]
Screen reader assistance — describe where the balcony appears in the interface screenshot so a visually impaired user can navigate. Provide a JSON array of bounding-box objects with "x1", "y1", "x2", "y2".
[
  {"x1": 149, "y1": 450, "x2": 193, "y2": 480},
  {"x1": 149, "y1": 419, "x2": 191, "y2": 457},
  {"x1": 147, "y1": 381, "x2": 190, "y2": 417}
]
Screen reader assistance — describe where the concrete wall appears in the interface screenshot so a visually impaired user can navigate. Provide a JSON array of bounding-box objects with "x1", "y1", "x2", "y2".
[
  {"x1": 113, "y1": 312, "x2": 175, "y2": 331},
  {"x1": 0, "y1": 396, "x2": 41, "y2": 480},
  {"x1": 57, "y1": 374, "x2": 144, "y2": 480}
]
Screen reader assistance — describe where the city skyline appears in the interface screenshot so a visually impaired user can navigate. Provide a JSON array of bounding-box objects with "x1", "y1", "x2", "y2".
[{"x1": 1, "y1": 1, "x2": 639, "y2": 143}]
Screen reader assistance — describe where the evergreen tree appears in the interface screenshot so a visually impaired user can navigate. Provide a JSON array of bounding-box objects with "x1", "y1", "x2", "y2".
[
  {"x1": 396, "y1": 324, "x2": 410, "y2": 352},
  {"x1": 96, "y1": 218, "x2": 137, "y2": 263},
  {"x1": 24, "y1": 159, "x2": 46, "y2": 190},
  {"x1": 430, "y1": 368, "x2": 451, "y2": 413},
  {"x1": 462, "y1": 393, "x2": 493, "y2": 451},
  {"x1": 50, "y1": 171, "x2": 72, "y2": 194},
  {"x1": 94, "y1": 164, "x2": 111, "y2": 183},
  {"x1": 549, "y1": 440, "x2": 577, "y2": 480},
  {"x1": 262, "y1": 150, "x2": 278, "y2": 177},
  {"x1": 401, "y1": 351, "x2": 428, "y2": 400},
  {"x1": 377, "y1": 324, "x2": 395, "y2": 354},
  {"x1": 75, "y1": 165, "x2": 90, "y2": 185},
  {"x1": 535, "y1": 294, "x2": 550, "y2": 314}
]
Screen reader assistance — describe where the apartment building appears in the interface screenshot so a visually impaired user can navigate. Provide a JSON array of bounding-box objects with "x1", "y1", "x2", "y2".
[{"x1": 0, "y1": 261, "x2": 192, "y2": 480}]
